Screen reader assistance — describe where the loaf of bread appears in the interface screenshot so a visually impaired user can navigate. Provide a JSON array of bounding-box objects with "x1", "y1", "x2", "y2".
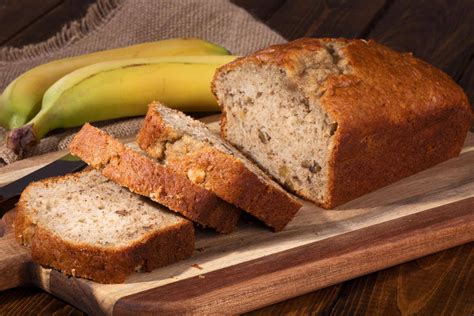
[
  {"x1": 137, "y1": 102, "x2": 302, "y2": 231},
  {"x1": 15, "y1": 170, "x2": 194, "y2": 283},
  {"x1": 69, "y1": 124, "x2": 240, "y2": 233},
  {"x1": 213, "y1": 38, "x2": 471, "y2": 208}
]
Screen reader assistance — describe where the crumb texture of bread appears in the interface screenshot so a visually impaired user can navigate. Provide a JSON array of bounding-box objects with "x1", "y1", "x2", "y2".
[
  {"x1": 213, "y1": 38, "x2": 472, "y2": 208},
  {"x1": 69, "y1": 124, "x2": 240, "y2": 233},
  {"x1": 137, "y1": 103, "x2": 302, "y2": 231},
  {"x1": 15, "y1": 170, "x2": 194, "y2": 283}
]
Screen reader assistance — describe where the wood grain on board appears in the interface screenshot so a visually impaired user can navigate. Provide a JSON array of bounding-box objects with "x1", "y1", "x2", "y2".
[{"x1": 249, "y1": 282, "x2": 344, "y2": 315}]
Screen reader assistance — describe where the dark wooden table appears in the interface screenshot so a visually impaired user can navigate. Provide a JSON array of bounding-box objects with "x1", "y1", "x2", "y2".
[{"x1": 1, "y1": 0, "x2": 473, "y2": 314}]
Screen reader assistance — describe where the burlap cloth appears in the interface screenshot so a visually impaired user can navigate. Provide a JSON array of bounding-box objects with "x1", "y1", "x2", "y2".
[{"x1": 0, "y1": 0, "x2": 286, "y2": 166}]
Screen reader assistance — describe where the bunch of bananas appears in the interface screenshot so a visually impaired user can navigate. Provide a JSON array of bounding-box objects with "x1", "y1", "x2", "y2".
[{"x1": 1, "y1": 38, "x2": 237, "y2": 154}]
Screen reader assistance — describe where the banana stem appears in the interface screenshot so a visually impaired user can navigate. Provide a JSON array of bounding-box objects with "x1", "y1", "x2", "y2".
[
  {"x1": 7, "y1": 124, "x2": 37, "y2": 155},
  {"x1": 6, "y1": 109, "x2": 53, "y2": 155}
]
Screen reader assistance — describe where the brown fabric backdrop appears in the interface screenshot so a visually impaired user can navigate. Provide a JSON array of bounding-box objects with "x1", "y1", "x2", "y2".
[{"x1": 0, "y1": 0, "x2": 286, "y2": 165}]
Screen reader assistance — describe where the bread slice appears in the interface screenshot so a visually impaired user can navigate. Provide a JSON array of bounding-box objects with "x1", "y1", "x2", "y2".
[
  {"x1": 212, "y1": 38, "x2": 471, "y2": 208},
  {"x1": 15, "y1": 169, "x2": 194, "y2": 283},
  {"x1": 137, "y1": 103, "x2": 302, "y2": 231},
  {"x1": 69, "y1": 124, "x2": 240, "y2": 233}
]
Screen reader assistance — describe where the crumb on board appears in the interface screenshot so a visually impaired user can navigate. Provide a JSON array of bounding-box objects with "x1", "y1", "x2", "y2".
[{"x1": 192, "y1": 263, "x2": 203, "y2": 270}]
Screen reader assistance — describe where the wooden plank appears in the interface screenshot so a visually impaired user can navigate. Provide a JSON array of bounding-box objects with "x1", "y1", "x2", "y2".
[
  {"x1": 0, "y1": 287, "x2": 84, "y2": 316},
  {"x1": 4, "y1": 0, "x2": 96, "y2": 47},
  {"x1": 263, "y1": 0, "x2": 388, "y2": 40},
  {"x1": 231, "y1": 0, "x2": 286, "y2": 21},
  {"x1": 249, "y1": 242, "x2": 474, "y2": 314},
  {"x1": 0, "y1": 0, "x2": 61, "y2": 45},
  {"x1": 459, "y1": 59, "x2": 474, "y2": 113},
  {"x1": 0, "y1": 211, "x2": 31, "y2": 291},
  {"x1": 368, "y1": 0, "x2": 474, "y2": 82},
  {"x1": 329, "y1": 243, "x2": 473, "y2": 315},
  {"x1": 247, "y1": 284, "x2": 343, "y2": 315},
  {"x1": 113, "y1": 198, "x2": 473, "y2": 314}
]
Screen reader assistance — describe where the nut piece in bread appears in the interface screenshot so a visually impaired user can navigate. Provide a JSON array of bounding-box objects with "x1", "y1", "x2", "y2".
[{"x1": 213, "y1": 38, "x2": 471, "y2": 208}]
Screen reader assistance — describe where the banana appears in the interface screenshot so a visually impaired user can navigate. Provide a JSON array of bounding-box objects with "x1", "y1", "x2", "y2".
[
  {"x1": 0, "y1": 38, "x2": 229, "y2": 130},
  {"x1": 7, "y1": 55, "x2": 238, "y2": 154}
]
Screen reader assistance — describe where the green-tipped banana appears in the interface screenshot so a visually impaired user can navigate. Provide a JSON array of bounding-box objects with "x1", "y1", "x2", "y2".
[
  {"x1": 0, "y1": 38, "x2": 229, "y2": 130},
  {"x1": 7, "y1": 55, "x2": 237, "y2": 154}
]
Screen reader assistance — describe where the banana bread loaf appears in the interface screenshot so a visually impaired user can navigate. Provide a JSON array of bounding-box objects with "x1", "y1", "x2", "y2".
[{"x1": 213, "y1": 38, "x2": 471, "y2": 208}]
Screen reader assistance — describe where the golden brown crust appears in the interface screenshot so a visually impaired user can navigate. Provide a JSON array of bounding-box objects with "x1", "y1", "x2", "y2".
[
  {"x1": 15, "y1": 170, "x2": 195, "y2": 284},
  {"x1": 214, "y1": 38, "x2": 350, "y2": 74},
  {"x1": 69, "y1": 124, "x2": 240, "y2": 233},
  {"x1": 214, "y1": 38, "x2": 472, "y2": 208},
  {"x1": 137, "y1": 105, "x2": 302, "y2": 231},
  {"x1": 326, "y1": 102, "x2": 469, "y2": 208},
  {"x1": 323, "y1": 40, "x2": 471, "y2": 207}
]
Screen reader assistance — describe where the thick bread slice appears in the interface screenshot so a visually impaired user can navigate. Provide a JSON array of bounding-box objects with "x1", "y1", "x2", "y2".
[
  {"x1": 15, "y1": 169, "x2": 194, "y2": 284},
  {"x1": 137, "y1": 103, "x2": 302, "y2": 231},
  {"x1": 69, "y1": 124, "x2": 240, "y2": 233},
  {"x1": 213, "y1": 38, "x2": 471, "y2": 208}
]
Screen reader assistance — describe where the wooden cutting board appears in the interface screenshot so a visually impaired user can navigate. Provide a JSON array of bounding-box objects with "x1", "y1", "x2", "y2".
[{"x1": 0, "y1": 126, "x2": 473, "y2": 315}]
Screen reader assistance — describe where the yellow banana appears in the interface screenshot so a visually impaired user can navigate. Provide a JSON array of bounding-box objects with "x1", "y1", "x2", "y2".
[
  {"x1": 7, "y1": 55, "x2": 238, "y2": 154},
  {"x1": 0, "y1": 38, "x2": 229, "y2": 130}
]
